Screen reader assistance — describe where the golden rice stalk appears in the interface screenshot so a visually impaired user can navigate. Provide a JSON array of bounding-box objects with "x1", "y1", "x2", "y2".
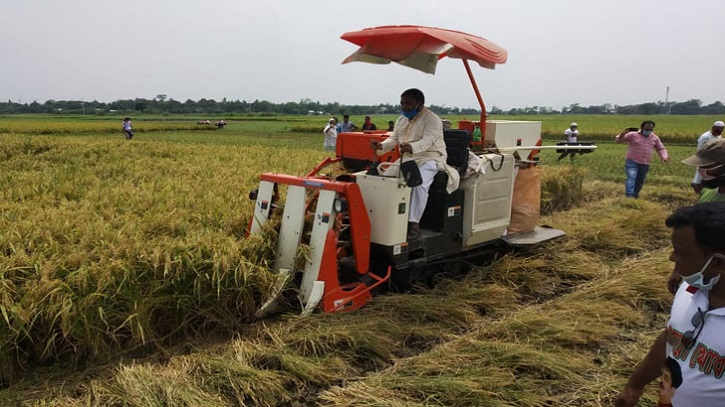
[{"x1": 541, "y1": 165, "x2": 587, "y2": 214}]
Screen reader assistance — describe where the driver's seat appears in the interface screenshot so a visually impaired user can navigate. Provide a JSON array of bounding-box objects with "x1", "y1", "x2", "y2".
[{"x1": 420, "y1": 130, "x2": 470, "y2": 232}]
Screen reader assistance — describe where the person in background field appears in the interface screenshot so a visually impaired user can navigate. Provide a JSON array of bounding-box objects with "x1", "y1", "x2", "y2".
[
  {"x1": 564, "y1": 122, "x2": 579, "y2": 142},
  {"x1": 562, "y1": 122, "x2": 580, "y2": 162},
  {"x1": 370, "y1": 88, "x2": 459, "y2": 240},
  {"x1": 682, "y1": 139, "x2": 725, "y2": 204},
  {"x1": 387, "y1": 120, "x2": 395, "y2": 131},
  {"x1": 690, "y1": 120, "x2": 724, "y2": 194},
  {"x1": 615, "y1": 120, "x2": 669, "y2": 198},
  {"x1": 122, "y1": 117, "x2": 134, "y2": 140},
  {"x1": 323, "y1": 118, "x2": 338, "y2": 151},
  {"x1": 362, "y1": 116, "x2": 377, "y2": 131},
  {"x1": 615, "y1": 201, "x2": 725, "y2": 407},
  {"x1": 338, "y1": 114, "x2": 358, "y2": 133},
  {"x1": 331, "y1": 116, "x2": 342, "y2": 136}
]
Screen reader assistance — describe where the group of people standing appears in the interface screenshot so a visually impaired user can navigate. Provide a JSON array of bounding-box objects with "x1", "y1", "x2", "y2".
[
  {"x1": 564, "y1": 120, "x2": 669, "y2": 198},
  {"x1": 121, "y1": 117, "x2": 230, "y2": 141},
  {"x1": 322, "y1": 115, "x2": 397, "y2": 151},
  {"x1": 609, "y1": 120, "x2": 725, "y2": 406},
  {"x1": 322, "y1": 114, "x2": 359, "y2": 151},
  {"x1": 568, "y1": 119, "x2": 725, "y2": 203},
  {"x1": 614, "y1": 119, "x2": 725, "y2": 202}
]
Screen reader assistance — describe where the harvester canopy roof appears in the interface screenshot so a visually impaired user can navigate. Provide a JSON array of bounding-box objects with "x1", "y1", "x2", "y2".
[{"x1": 340, "y1": 25, "x2": 508, "y2": 74}]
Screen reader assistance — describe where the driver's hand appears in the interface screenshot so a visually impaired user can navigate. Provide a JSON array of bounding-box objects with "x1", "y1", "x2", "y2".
[
  {"x1": 400, "y1": 143, "x2": 413, "y2": 154},
  {"x1": 370, "y1": 141, "x2": 381, "y2": 151}
]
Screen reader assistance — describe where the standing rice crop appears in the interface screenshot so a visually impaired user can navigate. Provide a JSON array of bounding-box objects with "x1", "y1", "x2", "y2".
[{"x1": 0, "y1": 135, "x2": 323, "y2": 383}]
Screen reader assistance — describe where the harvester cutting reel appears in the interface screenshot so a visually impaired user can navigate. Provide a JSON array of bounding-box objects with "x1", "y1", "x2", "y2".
[{"x1": 248, "y1": 160, "x2": 390, "y2": 316}]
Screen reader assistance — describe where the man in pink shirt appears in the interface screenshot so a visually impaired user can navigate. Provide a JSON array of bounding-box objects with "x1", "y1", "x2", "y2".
[{"x1": 615, "y1": 120, "x2": 669, "y2": 198}]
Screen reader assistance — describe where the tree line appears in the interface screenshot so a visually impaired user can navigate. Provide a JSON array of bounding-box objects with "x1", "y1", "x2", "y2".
[
  {"x1": 494, "y1": 99, "x2": 725, "y2": 116},
  {"x1": 1, "y1": 95, "x2": 723, "y2": 116}
]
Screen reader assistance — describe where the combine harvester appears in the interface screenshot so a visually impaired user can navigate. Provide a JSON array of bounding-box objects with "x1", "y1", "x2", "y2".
[{"x1": 247, "y1": 26, "x2": 595, "y2": 316}]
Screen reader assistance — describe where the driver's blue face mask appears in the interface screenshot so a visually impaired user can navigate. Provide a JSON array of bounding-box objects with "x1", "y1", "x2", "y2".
[{"x1": 402, "y1": 105, "x2": 419, "y2": 119}]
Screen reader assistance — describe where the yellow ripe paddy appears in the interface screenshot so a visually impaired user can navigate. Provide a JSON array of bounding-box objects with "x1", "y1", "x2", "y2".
[{"x1": 0, "y1": 114, "x2": 713, "y2": 406}]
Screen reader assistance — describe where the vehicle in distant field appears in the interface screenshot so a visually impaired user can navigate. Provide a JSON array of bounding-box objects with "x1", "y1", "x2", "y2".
[{"x1": 248, "y1": 25, "x2": 595, "y2": 315}]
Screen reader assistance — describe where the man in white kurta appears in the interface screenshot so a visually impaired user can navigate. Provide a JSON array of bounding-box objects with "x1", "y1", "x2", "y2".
[{"x1": 372, "y1": 88, "x2": 459, "y2": 239}]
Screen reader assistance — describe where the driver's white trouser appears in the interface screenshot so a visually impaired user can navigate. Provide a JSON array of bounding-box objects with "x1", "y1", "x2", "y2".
[{"x1": 408, "y1": 160, "x2": 437, "y2": 223}]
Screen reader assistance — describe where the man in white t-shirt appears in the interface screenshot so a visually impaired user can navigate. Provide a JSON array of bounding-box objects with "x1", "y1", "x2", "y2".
[
  {"x1": 564, "y1": 122, "x2": 579, "y2": 143},
  {"x1": 616, "y1": 202, "x2": 725, "y2": 407}
]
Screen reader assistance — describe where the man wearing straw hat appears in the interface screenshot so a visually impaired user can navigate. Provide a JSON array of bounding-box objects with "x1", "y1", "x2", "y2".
[
  {"x1": 689, "y1": 121, "x2": 724, "y2": 195},
  {"x1": 682, "y1": 138, "x2": 725, "y2": 203}
]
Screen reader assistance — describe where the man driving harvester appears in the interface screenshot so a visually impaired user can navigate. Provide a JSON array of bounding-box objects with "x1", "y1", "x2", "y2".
[{"x1": 371, "y1": 88, "x2": 459, "y2": 240}]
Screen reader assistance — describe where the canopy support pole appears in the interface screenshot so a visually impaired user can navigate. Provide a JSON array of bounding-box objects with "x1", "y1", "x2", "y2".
[{"x1": 462, "y1": 59, "x2": 486, "y2": 143}]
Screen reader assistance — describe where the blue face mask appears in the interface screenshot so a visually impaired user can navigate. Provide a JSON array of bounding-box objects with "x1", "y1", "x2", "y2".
[
  {"x1": 402, "y1": 106, "x2": 419, "y2": 119},
  {"x1": 682, "y1": 255, "x2": 721, "y2": 291},
  {"x1": 641, "y1": 130, "x2": 653, "y2": 137}
]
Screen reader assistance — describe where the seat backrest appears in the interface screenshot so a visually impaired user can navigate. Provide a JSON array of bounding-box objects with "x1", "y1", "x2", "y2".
[{"x1": 443, "y1": 130, "x2": 470, "y2": 173}]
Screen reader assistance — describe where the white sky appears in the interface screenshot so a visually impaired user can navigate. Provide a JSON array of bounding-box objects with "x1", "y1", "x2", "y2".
[{"x1": 1, "y1": 0, "x2": 722, "y2": 110}]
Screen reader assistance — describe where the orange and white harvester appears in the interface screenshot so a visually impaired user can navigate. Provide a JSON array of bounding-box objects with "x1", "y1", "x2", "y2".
[{"x1": 247, "y1": 26, "x2": 595, "y2": 315}]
